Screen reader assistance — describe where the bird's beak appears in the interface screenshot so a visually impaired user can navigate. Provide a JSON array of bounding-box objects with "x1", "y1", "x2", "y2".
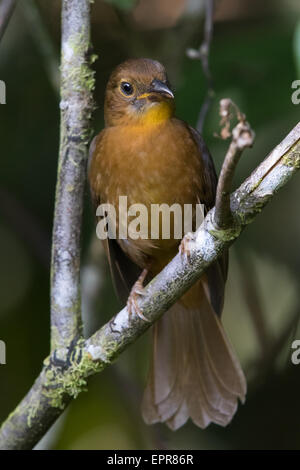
[
  {"x1": 149, "y1": 79, "x2": 174, "y2": 99},
  {"x1": 137, "y1": 79, "x2": 174, "y2": 101}
]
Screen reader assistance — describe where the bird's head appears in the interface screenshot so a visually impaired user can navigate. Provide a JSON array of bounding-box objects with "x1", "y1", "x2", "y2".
[{"x1": 104, "y1": 58, "x2": 175, "y2": 127}]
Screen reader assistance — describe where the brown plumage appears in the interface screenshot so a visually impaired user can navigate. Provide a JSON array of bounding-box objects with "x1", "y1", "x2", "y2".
[{"x1": 88, "y1": 58, "x2": 246, "y2": 430}]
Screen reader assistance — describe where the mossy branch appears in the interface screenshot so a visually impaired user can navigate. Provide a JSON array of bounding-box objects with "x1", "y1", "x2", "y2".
[
  {"x1": 0, "y1": 120, "x2": 299, "y2": 450},
  {"x1": 50, "y1": 0, "x2": 95, "y2": 351}
]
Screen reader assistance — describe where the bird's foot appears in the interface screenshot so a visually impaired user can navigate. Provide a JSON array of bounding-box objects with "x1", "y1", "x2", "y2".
[
  {"x1": 179, "y1": 232, "x2": 195, "y2": 262},
  {"x1": 127, "y1": 269, "x2": 149, "y2": 322}
]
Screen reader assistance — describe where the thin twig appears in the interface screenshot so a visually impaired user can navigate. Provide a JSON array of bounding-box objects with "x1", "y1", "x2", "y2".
[
  {"x1": 0, "y1": 188, "x2": 51, "y2": 269},
  {"x1": 214, "y1": 98, "x2": 255, "y2": 229},
  {"x1": 50, "y1": 0, "x2": 95, "y2": 351},
  {"x1": 0, "y1": 120, "x2": 299, "y2": 450},
  {"x1": 247, "y1": 305, "x2": 300, "y2": 378},
  {"x1": 0, "y1": 0, "x2": 17, "y2": 43},
  {"x1": 21, "y1": 0, "x2": 60, "y2": 93},
  {"x1": 186, "y1": 0, "x2": 215, "y2": 133},
  {"x1": 235, "y1": 251, "x2": 273, "y2": 357}
]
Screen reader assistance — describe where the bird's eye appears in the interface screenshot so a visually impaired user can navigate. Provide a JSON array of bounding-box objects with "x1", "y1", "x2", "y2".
[{"x1": 120, "y1": 82, "x2": 134, "y2": 96}]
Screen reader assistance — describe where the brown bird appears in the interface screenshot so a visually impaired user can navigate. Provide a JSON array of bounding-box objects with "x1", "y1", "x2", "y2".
[{"x1": 88, "y1": 58, "x2": 246, "y2": 430}]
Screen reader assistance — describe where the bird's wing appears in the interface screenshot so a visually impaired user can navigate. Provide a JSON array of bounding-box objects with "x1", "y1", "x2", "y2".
[
  {"x1": 188, "y1": 125, "x2": 218, "y2": 210},
  {"x1": 188, "y1": 125, "x2": 228, "y2": 316},
  {"x1": 88, "y1": 134, "x2": 100, "y2": 208},
  {"x1": 88, "y1": 133, "x2": 142, "y2": 304}
]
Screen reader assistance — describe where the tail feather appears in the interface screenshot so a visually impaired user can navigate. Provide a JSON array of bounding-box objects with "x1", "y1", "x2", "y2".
[
  {"x1": 142, "y1": 279, "x2": 246, "y2": 430},
  {"x1": 187, "y1": 310, "x2": 238, "y2": 424}
]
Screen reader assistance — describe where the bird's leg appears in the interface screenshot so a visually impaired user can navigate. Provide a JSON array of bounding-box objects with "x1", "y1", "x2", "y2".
[
  {"x1": 127, "y1": 268, "x2": 149, "y2": 322},
  {"x1": 179, "y1": 232, "x2": 196, "y2": 262}
]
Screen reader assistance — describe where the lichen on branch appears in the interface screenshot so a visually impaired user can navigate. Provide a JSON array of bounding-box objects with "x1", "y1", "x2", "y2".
[{"x1": 50, "y1": 0, "x2": 96, "y2": 351}]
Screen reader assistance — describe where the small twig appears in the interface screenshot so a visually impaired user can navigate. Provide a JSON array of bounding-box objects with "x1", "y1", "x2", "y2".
[
  {"x1": 0, "y1": 188, "x2": 51, "y2": 269},
  {"x1": 50, "y1": 0, "x2": 95, "y2": 351},
  {"x1": 21, "y1": 0, "x2": 60, "y2": 93},
  {"x1": 186, "y1": 0, "x2": 215, "y2": 133},
  {"x1": 214, "y1": 98, "x2": 255, "y2": 229},
  {"x1": 235, "y1": 250, "x2": 273, "y2": 357},
  {"x1": 0, "y1": 0, "x2": 17, "y2": 42},
  {"x1": 247, "y1": 305, "x2": 300, "y2": 378}
]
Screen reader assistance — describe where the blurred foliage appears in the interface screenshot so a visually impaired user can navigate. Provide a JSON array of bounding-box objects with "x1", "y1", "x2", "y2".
[
  {"x1": 0, "y1": 0, "x2": 300, "y2": 450},
  {"x1": 104, "y1": 0, "x2": 138, "y2": 11},
  {"x1": 294, "y1": 20, "x2": 300, "y2": 78}
]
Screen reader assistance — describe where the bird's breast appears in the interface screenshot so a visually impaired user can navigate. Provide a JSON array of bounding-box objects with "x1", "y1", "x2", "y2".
[
  {"x1": 90, "y1": 118, "x2": 205, "y2": 271},
  {"x1": 95, "y1": 119, "x2": 203, "y2": 206}
]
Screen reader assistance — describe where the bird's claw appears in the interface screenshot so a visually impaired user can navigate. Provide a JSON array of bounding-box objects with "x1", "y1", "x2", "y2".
[
  {"x1": 134, "y1": 287, "x2": 146, "y2": 296},
  {"x1": 179, "y1": 232, "x2": 195, "y2": 263},
  {"x1": 127, "y1": 269, "x2": 149, "y2": 322}
]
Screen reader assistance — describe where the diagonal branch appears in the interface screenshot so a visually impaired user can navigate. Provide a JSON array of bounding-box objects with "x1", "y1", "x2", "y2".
[
  {"x1": 50, "y1": 0, "x2": 95, "y2": 351},
  {"x1": 0, "y1": 120, "x2": 299, "y2": 450}
]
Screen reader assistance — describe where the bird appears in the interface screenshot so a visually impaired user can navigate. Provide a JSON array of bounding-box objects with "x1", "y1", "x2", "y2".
[{"x1": 88, "y1": 58, "x2": 246, "y2": 430}]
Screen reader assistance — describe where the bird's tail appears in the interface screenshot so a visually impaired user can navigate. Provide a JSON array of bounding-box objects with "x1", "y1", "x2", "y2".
[{"x1": 141, "y1": 279, "x2": 246, "y2": 430}]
